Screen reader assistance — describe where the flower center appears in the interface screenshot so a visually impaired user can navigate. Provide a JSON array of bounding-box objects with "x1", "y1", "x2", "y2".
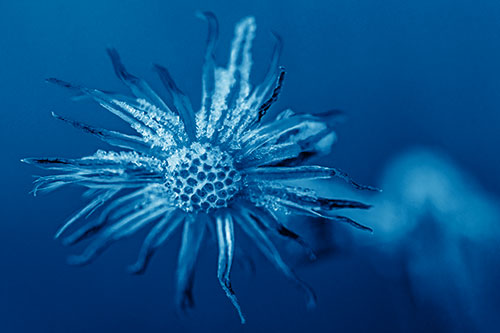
[{"x1": 166, "y1": 143, "x2": 241, "y2": 213}]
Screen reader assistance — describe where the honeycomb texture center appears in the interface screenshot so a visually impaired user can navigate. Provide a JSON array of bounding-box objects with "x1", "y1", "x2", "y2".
[{"x1": 166, "y1": 143, "x2": 241, "y2": 213}]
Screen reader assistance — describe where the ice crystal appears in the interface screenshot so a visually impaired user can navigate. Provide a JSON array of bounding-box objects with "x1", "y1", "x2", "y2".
[{"x1": 23, "y1": 13, "x2": 377, "y2": 323}]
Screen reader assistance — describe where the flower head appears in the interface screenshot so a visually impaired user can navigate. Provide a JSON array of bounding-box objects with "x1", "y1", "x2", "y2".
[{"x1": 23, "y1": 13, "x2": 376, "y2": 323}]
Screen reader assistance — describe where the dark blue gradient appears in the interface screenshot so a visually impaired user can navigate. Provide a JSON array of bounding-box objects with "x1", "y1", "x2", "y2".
[{"x1": 1, "y1": 0, "x2": 499, "y2": 332}]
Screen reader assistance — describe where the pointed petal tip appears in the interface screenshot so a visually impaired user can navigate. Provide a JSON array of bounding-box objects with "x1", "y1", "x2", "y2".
[
  {"x1": 46, "y1": 77, "x2": 63, "y2": 84},
  {"x1": 269, "y1": 31, "x2": 284, "y2": 51},
  {"x1": 353, "y1": 184, "x2": 375, "y2": 191},
  {"x1": 302, "y1": 284, "x2": 317, "y2": 310},
  {"x1": 46, "y1": 77, "x2": 67, "y2": 86},
  {"x1": 105, "y1": 47, "x2": 118, "y2": 57},
  {"x1": 20, "y1": 158, "x2": 43, "y2": 166},
  {"x1": 364, "y1": 226, "x2": 374, "y2": 233},
  {"x1": 347, "y1": 202, "x2": 372, "y2": 210},
  {"x1": 106, "y1": 47, "x2": 129, "y2": 80},
  {"x1": 306, "y1": 297, "x2": 317, "y2": 310},
  {"x1": 127, "y1": 263, "x2": 146, "y2": 275},
  {"x1": 54, "y1": 230, "x2": 63, "y2": 239},
  {"x1": 151, "y1": 63, "x2": 164, "y2": 72},
  {"x1": 241, "y1": 16, "x2": 256, "y2": 24},
  {"x1": 361, "y1": 184, "x2": 382, "y2": 192},
  {"x1": 349, "y1": 179, "x2": 380, "y2": 192},
  {"x1": 46, "y1": 78, "x2": 84, "y2": 95},
  {"x1": 270, "y1": 30, "x2": 282, "y2": 40},
  {"x1": 176, "y1": 291, "x2": 196, "y2": 314},
  {"x1": 219, "y1": 280, "x2": 247, "y2": 324},
  {"x1": 106, "y1": 48, "x2": 125, "y2": 70}
]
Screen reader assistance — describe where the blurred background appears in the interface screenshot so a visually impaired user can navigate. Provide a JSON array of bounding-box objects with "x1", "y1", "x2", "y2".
[{"x1": 1, "y1": 0, "x2": 499, "y2": 332}]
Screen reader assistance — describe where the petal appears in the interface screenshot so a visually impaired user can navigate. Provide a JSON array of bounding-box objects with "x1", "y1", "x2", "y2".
[
  {"x1": 175, "y1": 215, "x2": 206, "y2": 311},
  {"x1": 233, "y1": 207, "x2": 317, "y2": 309},
  {"x1": 244, "y1": 165, "x2": 379, "y2": 191},
  {"x1": 128, "y1": 209, "x2": 184, "y2": 274},
  {"x1": 215, "y1": 213, "x2": 245, "y2": 323}
]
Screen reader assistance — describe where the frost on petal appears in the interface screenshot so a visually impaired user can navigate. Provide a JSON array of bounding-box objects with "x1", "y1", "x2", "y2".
[
  {"x1": 231, "y1": 34, "x2": 284, "y2": 141},
  {"x1": 205, "y1": 16, "x2": 256, "y2": 140},
  {"x1": 248, "y1": 182, "x2": 371, "y2": 210},
  {"x1": 266, "y1": 195, "x2": 372, "y2": 232},
  {"x1": 245, "y1": 183, "x2": 372, "y2": 231},
  {"x1": 195, "y1": 11, "x2": 219, "y2": 138},
  {"x1": 237, "y1": 110, "x2": 340, "y2": 165},
  {"x1": 239, "y1": 142, "x2": 303, "y2": 168},
  {"x1": 154, "y1": 64, "x2": 197, "y2": 141},
  {"x1": 106, "y1": 48, "x2": 171, "y2": 113},
  {"x1": 23, "y1": 151, "x2": 166, "y2": 194},
  {"x1": 24, "y1": 14, "x2": 376, "y2": 324},
  {"x1": 50, "y1": 112, "x2": 159, "y2": 156},
  {"x1": 48, "y1": 73, "x2": 185, "y2": 151}
]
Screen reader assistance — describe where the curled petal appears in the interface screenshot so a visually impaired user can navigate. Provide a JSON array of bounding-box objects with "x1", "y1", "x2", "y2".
[{"x1": 216, "y1": 213, "x2": 246, "y2": 323}]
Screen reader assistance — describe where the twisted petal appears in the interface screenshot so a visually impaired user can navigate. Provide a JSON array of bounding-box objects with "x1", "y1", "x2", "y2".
[
  {"x1": 106, "y1": 48, "x2": 170, "y2": 112},
  {"x1": 216, "y1": 213, "x2": 245, "y2": 323},
  {"x1": 154, "y1": 64, "x2": 197, "y2": 141}
]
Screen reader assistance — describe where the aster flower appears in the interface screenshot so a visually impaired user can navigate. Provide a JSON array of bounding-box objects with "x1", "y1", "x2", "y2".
[{"x1": 23, "y1": 13, "x2": 376, "y2": 323}]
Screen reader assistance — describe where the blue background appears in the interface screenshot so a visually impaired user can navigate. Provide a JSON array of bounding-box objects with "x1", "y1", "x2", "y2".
[{"x1": 1, "y1": 0, "x2": 499, "y2": 332}]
